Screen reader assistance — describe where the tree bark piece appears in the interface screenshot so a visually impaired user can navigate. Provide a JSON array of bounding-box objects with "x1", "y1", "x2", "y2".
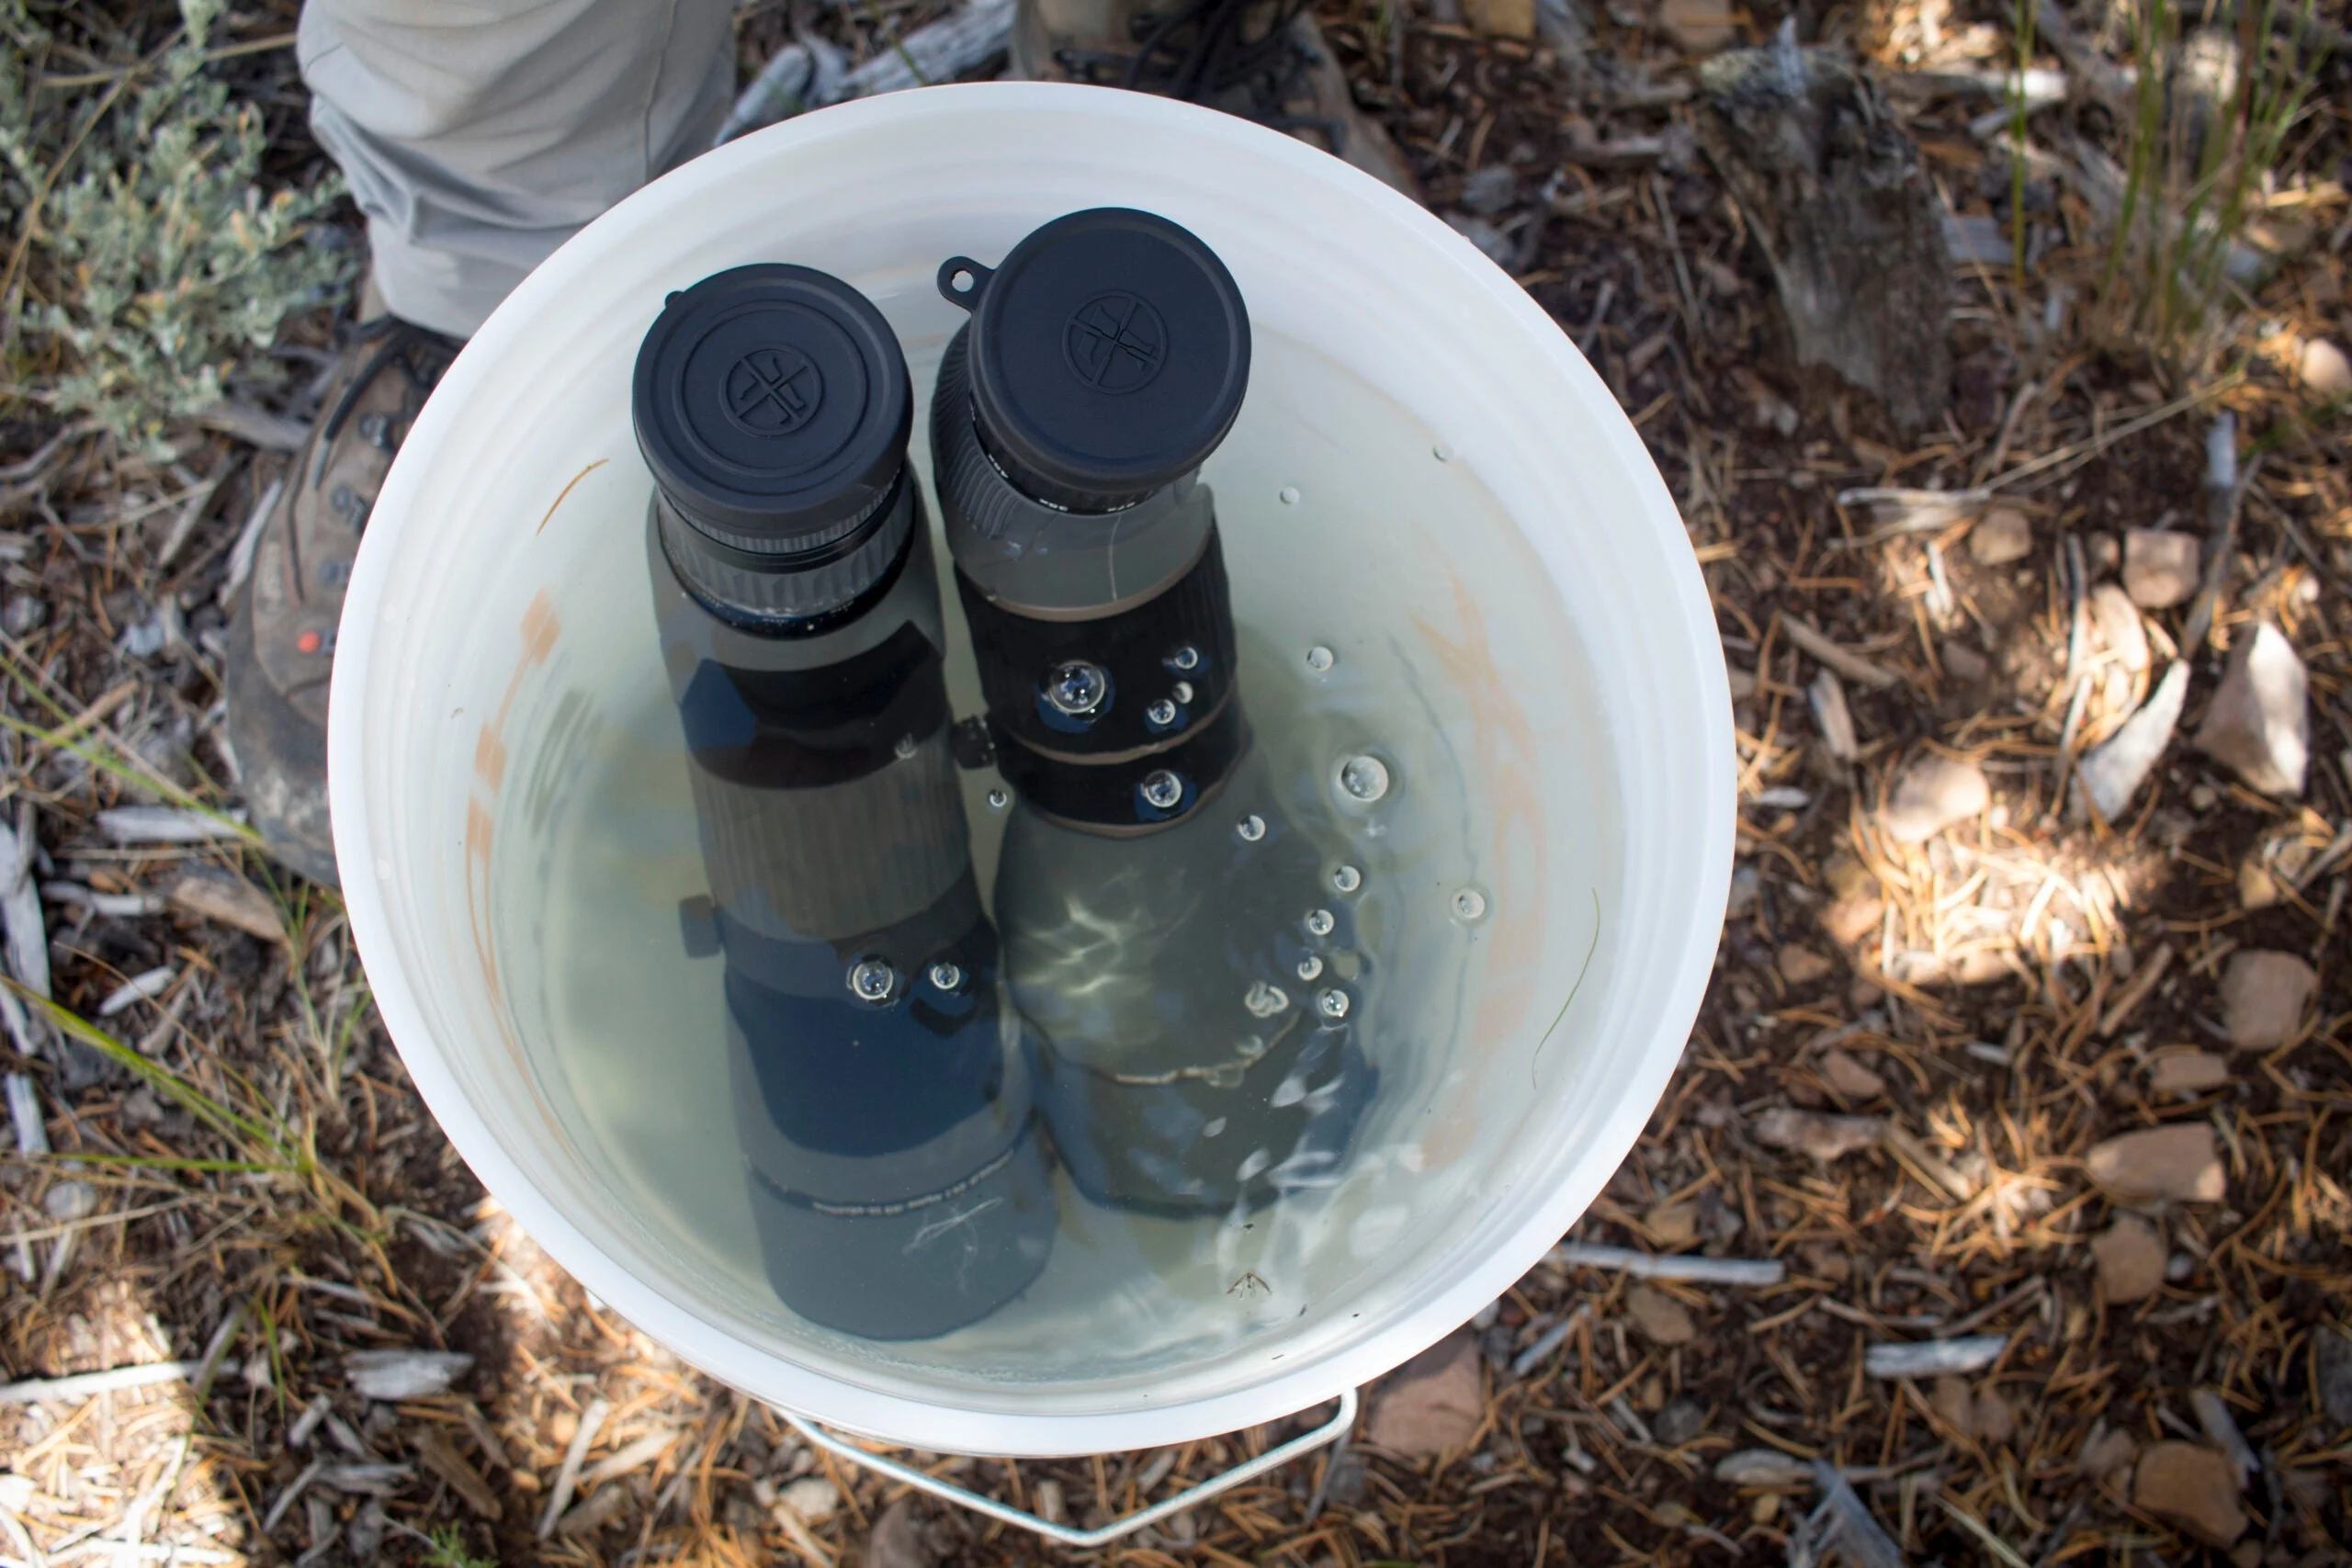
[{"x1": 1696, "y1": 31, "x2": 1952, "y2": 430}]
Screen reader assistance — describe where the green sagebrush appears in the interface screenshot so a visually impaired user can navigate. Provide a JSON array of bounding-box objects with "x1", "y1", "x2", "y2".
[{"x1": 1, "y1": 0, "x2": 351, "y2": 457}]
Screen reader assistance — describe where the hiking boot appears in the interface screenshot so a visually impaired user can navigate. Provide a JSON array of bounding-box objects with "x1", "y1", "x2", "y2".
[
  {"x1": 225, "y1": 304, "x2": 459, "y2": 887},
  {"x1": 1011, "y1": 0, "x2": 1419, "y2": 197}
]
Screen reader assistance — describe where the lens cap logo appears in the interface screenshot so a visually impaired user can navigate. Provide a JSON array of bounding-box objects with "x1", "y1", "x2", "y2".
[
  {"x1": 1064, "y1": 292, "x2": 1167, "y2": 395},
  {"x1": 725, "y1": 345, "x2": 824, "y2": 434}
]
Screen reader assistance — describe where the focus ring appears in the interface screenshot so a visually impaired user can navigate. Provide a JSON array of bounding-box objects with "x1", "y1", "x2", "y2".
[{"x1": 657, "y1": 478, "x2": 914, "y2": 630}]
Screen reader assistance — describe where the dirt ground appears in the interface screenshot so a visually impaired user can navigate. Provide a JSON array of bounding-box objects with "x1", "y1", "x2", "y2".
[{"x1": 2, "y1": 0, "x2": 2349, "y2": 1564}]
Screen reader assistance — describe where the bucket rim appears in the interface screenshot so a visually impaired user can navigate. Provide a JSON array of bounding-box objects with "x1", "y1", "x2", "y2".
[{"x1": 329, "y1": 80, "x2": 1735, "y2": 1454}]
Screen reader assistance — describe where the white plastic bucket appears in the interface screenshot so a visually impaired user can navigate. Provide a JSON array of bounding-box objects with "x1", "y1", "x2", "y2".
[{"x1": 331, "y1": 82, "x2": 1732, "y2": 1456}]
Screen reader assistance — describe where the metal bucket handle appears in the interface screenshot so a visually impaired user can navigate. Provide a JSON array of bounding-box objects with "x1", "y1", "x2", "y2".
[{"x1": 775, "y1": 1387, "x2": 1359, "y2": 1548}]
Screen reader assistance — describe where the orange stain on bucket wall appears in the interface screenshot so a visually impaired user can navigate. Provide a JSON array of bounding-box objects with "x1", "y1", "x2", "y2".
[
  {"x1": 1412, "y1": 565, "x2": 1549, "y2": 1168},
  {"x1": 466, "y1": 588, "x2": 563, "y2": 1020}
]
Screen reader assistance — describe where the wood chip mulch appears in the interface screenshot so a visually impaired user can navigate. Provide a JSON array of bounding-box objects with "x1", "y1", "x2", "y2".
[{"x1": 2, "y1": 0, "x2": 2348, "y2": 1563}]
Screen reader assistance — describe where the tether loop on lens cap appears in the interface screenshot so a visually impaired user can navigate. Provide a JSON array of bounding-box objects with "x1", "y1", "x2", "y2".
[
  {"x1": 956, "y1": 209, "x2": 1250, "y2": 513},
  {"x1": 937, "y1": 258, "x2": 993, "y2": 311},
  {"x1": 633, "y1": 264, "x2": 911, "y2": 554}
]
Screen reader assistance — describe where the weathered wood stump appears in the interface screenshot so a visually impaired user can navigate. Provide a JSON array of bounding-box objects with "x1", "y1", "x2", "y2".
[{"x1": 1696, "y1": 34, "x2": 1952, "y2": 431}]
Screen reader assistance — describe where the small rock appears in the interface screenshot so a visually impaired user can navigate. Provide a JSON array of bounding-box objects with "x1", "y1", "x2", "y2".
[
  {"x1": 1968, "y1": 507, "x2": 2033, "y2": 566},
  {"x1": 1754, "y1": 1107, "x2": 1883, "y2": 1162},
  {"x1": 2314, "y1": 1327, "x2": 2352, "y2": 1426},
  {"x1": 1825, "y1": 854, "x2": 1873, "y2": 900},
  {"x1": 1462, "y1": 0, "x2": 1537, "y2": 38},
  {"x1": 1460, "y1": 165, "x2": 1518, "y2": 216},
  {"x1": 1368, "y1": 1333, "x2": 1484, "y2": 1457},
  {"x1": 119, "y1": 615, "x2": 170, "y2": 660},
  {"x1": 1819, "y1": 1050, "x2": 1886, "y2": 1100},
  {"x1": 1645, "y1": 1198, "x2": 1698, "y2": 1248},
  {"x1": 2301, "y1": 337, "x2": 2352, "y2": 397},
  {"x1": 1624, "y1": 1284, "x2": 1697, "y2": 1346},
  {"x1": 1940, "y1": 637, "x2": 1989, "y2": 682},
  {"x1": 1, "y1": 595, "x2": 45, "y2": 637},
  {"x1": 2194, "y1": 623, "x2": 2309, "y2": 795},
  {"x1": 2080, "y1": 1427, "x2": 2136, "y2": 1482},
  {"x1": 1974, "y1": 1389, "x2": 2015, "y2": 1445},
  {"x1": 1930, "y1": 1375, "x2": 1974, "y2": 1434},
  {"x1": 2219, "y1": 949, "x2": 2318, "y2": 1050},
  {"x1": 2088, "y1": 583, "x2": 2151, "y2": 672},
  {"x1": 2133, "y1": 1441, "x2": 2247, "y2": 1545},
  {"x1": 1653, "y1": 1393, "x2": 1706, "y2": 1446},
  {"x1": 123, "y1": 1085, "x2": 189, "y2": 1134},
  {"x1": 1749, "y1": 388, "x2": 1799, "y2": 434},
  {"x1": 1880, "y1": 754, "x2": 1990, "y2": 844},
  {"x1": 2078, "y1": 660, "x2": 2188, "y2": 823},
  {"x1": 1929, "y1": 1378, "x2": 2015, "y2": 1444},
  {"x1": 2085, "y1": 1124, "x2": 2225, "y2": 1203},
  {"x1": 866, "y1": 1496, "x2": 934, "y2": 1568},
  {"x1": 778, "y1": 1476, "x2": 840, "y2": 1524},
  {"x1": 1820, "y1": 894, "x2": 1884, "y2": 946},
  {"x1": 1799, "y1": 1241, "x2": 1851, "y2": 1282},
  {"x1": 1657, "y1": 0, "x2": 1737, "y2": 52},
  {"x1": 44, "y1": 1180, "x2": 96, "y2": 1221},
  {"x1": 2150, "y1": 1051, "x2": 2232, "y2": 1096},
  {"x1": 2123, "y1": 529, "x2": 2201, "y2": 608},
  {"x1": 2087, "y1": 531, "x2": 2121, "y2": 573},
  {"x1": 2237, "y1": 854, "x2": 2283, "y2": 909},
  {"x1": 2091, "y1": 1213, "x2": 2165, "y2": 1303},
  {"x1": 1777, "y1": 945, "x2": 1834, "y2": 986}
]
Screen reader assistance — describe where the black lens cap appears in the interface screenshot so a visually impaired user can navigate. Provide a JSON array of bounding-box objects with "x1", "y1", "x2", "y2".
[
  {"x1": 942, "y1": 209, "x2": 1250, "y2": 511},
  {"x1": 634, "y1": 265, "x2": 911, "y2": 551}
]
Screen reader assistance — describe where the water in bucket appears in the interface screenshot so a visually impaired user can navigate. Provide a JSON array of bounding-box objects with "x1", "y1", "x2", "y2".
[
  {"x1": 932, "y1": 211, "x2": 1384, "y2": 1222},
  {"x1": 490, "y1": 215, "x2": 1622, "y2": 1388}
]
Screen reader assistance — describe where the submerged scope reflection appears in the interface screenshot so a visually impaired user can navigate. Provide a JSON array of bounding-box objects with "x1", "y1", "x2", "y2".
[
  {"x1": 932, "y1": 210, "x2": 1376, "y2": 1217},
  {"x1": 632, "y1": 264, "x2": 1055, "y2": 1339}
]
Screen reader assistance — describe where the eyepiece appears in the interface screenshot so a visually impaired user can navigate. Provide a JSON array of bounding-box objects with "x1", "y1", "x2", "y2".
[
  {"x1": 942, "y1": 209, "x2": 1250, "y2": 513},
  {"x1": 634, "y1": 265, "x2": 915, "y2": 628}
]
